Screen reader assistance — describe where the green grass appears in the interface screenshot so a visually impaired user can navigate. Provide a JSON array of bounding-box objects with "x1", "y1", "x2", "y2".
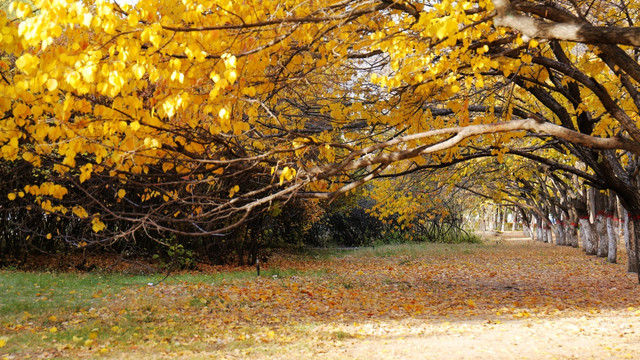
[
  {"x1": 0, "y1": 272, "x2": 131, "y2": 318},
  {"x1": 0, "y1": 266, "x2": 327, "y2": 318}
]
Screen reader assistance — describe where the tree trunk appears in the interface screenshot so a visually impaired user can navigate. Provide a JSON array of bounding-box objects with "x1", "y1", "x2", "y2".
[
  {"x1": 581, "y1": 217, "x2": 597, "y2": 255},
  {"x1": 606, "y1": 193, "x2": 618, "y2": 263},
  {"x1": 628, "y1": 213, "x2": 639, "y2": 274},
  {"x1": 607, "y1": 215, "x2": 617, "y2": 263},
  {"x1": 580, "y1": 219, "x2": 588, "y2": 250},
  {"x1": 567, "y1": 208, "x2": 580, "y2": 247},
  {"x1": 490, "y1": 206, "x2": 497, "y2": 232},
  {"x1": 591, "y1": 189, "x2": 608, "y2": 257},
  {"x1": 565, "y1": 222, "x2": 577, "y2": 248},
  {"x1": 554, "y1": 222, "x2": 566, "y2": 246},
  {"x1": 572, "y1": 192, "x2": 589, "y2": 251},
  {"x1": 596, "y1": 213, "x2": 608, "y2": 257}
]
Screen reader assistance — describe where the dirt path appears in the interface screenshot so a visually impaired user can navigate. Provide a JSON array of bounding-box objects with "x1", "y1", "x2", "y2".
[
  {"x1": 312, "y1": 312, "x2": 639, "y2": 359},
  {"x1": 277, "y1": 232, "x2": 640, "y2": 360}
]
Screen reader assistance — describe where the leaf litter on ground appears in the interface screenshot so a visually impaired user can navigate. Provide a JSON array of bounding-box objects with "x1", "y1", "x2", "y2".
[{"x1": 1, "y1": 233, "x2": 640, "y2": 359}]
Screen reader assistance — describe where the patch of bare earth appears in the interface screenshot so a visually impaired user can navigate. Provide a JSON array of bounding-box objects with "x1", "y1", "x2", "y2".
[
  {"x1": 266, "y1": 232, "x2": 640, "y2": 360},
  {"x1": 304, "y1": 313, "x2": 639, "y2": 360}
]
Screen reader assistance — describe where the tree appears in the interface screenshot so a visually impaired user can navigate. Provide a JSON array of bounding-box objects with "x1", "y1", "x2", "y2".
[{"x1": 3, "y1": 0, "x2": 640, "y2": 274}]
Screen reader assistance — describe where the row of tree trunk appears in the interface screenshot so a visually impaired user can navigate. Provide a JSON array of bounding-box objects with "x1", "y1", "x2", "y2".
[
  {"x1": 515, "y1": 188, "x2": 638, "y2": 275},
  {"x1": 478, "y1": 179, "x2": 639, "y2": 278}
]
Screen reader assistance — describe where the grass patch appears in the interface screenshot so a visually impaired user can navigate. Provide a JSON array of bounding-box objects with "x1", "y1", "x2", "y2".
[
  {"x1": 0, "y1": 272, "x2": 142, "y2": 318},
  {"x1": 0, "y1": 267, "x2": 326, "y2": 319}
]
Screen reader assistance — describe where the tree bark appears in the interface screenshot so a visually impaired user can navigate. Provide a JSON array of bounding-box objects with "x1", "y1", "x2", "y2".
[
  {"x1": 567, "y1": 222, "x2": 579, "y2": 248},
  {"x1": 607, "y1": 215, "x2": 617, "y2": 263},
  {"x1": 596, "y1": 213, "x2": 608, "y2": 257},
  {"x1": 589, "y1": 188, "x2": 608, "y2": 257},
  {"x1": 580, "y1": 218, "x2": 597, "y2": 255},
  {"x1": 554, "y1": 220, "x2": 566, "y2": 246},
  {"x1": 629, "y1": 216, "x2": 640, "y2": 277},
  {"x1": 606, "y1": 193, "x2": 618, "y2": 263},
  {"x1": 624, "y1": 212, "x2": 636, "y2": 273}
]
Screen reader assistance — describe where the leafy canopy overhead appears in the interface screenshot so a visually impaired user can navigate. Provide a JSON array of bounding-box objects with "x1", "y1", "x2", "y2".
[{"x1": 1, "y1": 0, "x2": 640, "y2": 239}]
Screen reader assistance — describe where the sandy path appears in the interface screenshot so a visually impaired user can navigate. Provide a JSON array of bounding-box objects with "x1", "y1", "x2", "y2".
[{"x1": 290, "y1": 232, "x2": 640, "y2": 360}]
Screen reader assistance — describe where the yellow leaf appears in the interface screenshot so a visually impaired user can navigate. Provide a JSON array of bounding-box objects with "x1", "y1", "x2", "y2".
[
  {"x1": 46, "y1": 78, "x2": 58, "y2": 91},
  {"x1": 72, "y1": 206, "x2": 89, "y2": 218},
  {"x1": 229, "y1": 185, "x2": 240, "y2": 198},
  {"x1": 117, "y1": 189, "x2": 126, "y2": 199},
  {"x1": 279, "y1": 167, "x2": 297, "y2": 185},
  {"x1": 127, "y1": 12, "x2": 139, "y2": 27},
  {"x1": 162, "y1": 162, "x2": 174, "y2": 172},
  {"x1": 15, "y1": 53, "x2": 39, "y2": 74},
  {"x1": 31, "y1": 105, "x2": 44, "y2": 118},
  {"x1": 224, "y1": 69, "x2": 237, "y2": 84},
  {"x1": 218, "y1": 107, "x2": 229, "y2": 120},
  {"x1": 0, "y1": 338, "x2": 6, "y2": 348},
  {"x1": 49, "y1": 327, "x2": 57, "y2": 333},
  {"x1": 92, "y1": 217, "x2": 106, "y2": 232},
  {"x1": 7, "y1": 193, "x2": 16, "y2": 201},
  {"x1": 448, "y1": 101, "x2": 463, "y2": 113},
  {"x1": 130, "y1": 121, "x2": 141, "y2": 132},
  {"x1": 242, "y1": 86, "x2": 256, "y2": 97},
  {"x1": 133, "y1": 64, "x2": 145, "y2": 80},
  {"x1": 13, "y1": 102, "x2": 30, "y2": 118}
]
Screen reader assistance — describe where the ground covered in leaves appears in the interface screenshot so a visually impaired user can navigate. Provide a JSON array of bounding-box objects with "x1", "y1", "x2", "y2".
[{"x1": 2, "y1": 232, "x2": 640, "y2": 359}]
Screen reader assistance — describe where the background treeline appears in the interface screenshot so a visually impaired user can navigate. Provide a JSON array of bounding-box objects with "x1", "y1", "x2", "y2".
[{"x1": 0, "y1": 158, "x2": 478, "y2": 270}]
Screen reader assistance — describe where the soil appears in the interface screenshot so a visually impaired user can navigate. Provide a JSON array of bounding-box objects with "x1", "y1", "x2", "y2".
[
  {"x1": 310, "y1": 312, "x2": 639, "y2": 359},
  {"x1": 279, "y1": 232, "x2": 640, "y2": 360}
]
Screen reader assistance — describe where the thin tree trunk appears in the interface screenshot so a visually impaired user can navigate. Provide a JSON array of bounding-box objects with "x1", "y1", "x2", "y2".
[
  {"x1": 581, "y1": 217, "x2": 598, "y2": 255},
  {"x1": 596, "y1": 213, "x2": 608, "y2": 257},
  {"x1": 579, "y1": 219, "x2": 586, "y2": 250},
  {"x1": 607, "y1": 216, "x2": 617, "y2": 263},
  {"x1": 567, "y1": 207, "x2": 580, "y2": 247},
  {"x1": 554, "y1": 222, "x2": 566, "y2": 246},
  {"x1": 606, "y1": 193, "x2": 618, "y2": 263},
  {"x1": 591, "y1": 189, "x2": 608, "y2": 257},
  {"x1": 568, "y1": 222, "x2": 579, "y2": 247},
  {"x1": 535, "y1": 215, "x2": 542, "y2": 242},
  {"x1": 627, "y1": 212, "x2": 638, "y2": 274}
]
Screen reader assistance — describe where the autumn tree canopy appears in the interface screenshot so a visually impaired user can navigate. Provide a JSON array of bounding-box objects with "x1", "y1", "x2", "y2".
[{"x1": 2, "y1": 0, "x2": 640, "y2": 269}]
